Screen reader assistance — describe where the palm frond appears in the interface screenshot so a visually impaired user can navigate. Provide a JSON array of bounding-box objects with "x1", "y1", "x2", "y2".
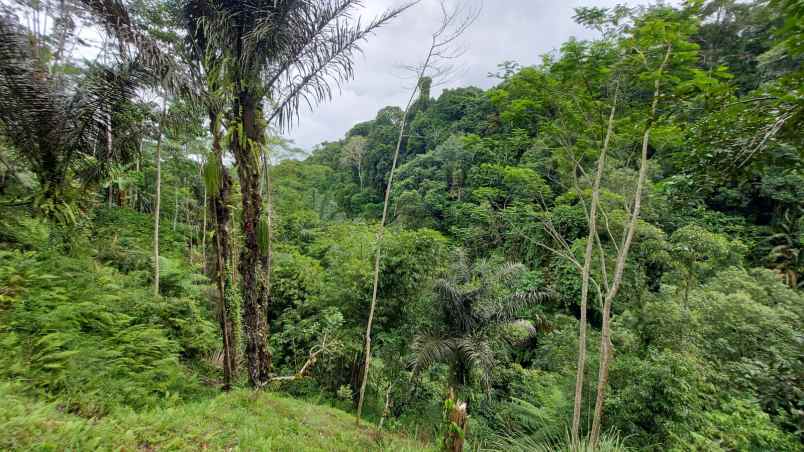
[
  {"x1": 0, "y1": 14, "x2": 148, "y2": 187},
  {"x1": 481, "y1": 289, "x2": 553, "y2": 325},
  {"x1": 410, "y1": 333, "x2": 456, "y2": 375},
  {"x1": 453, "y1": 335, "x2": 495, "y2": 390},
  {"x1": 265, "y1": 1, "x2": 415, "y2": 130},
  {"x1": 0, "y1": 14, "x2": 60, "y2": 173},
  {"x1": 76, "y1": 0, "x2": 193, "y2": 96}
]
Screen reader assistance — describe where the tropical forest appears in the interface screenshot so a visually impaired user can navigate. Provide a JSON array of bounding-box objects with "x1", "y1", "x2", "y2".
[{"x1": 0, "y1": 0, "x2": 802, "y2": 450}]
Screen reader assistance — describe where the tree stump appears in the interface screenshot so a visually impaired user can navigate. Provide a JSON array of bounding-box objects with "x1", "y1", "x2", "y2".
[{"x1": 444, "y1": 388, "x2": 468, "y2": 452}]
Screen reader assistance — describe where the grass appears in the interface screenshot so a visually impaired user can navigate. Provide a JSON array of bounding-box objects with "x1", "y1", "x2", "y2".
[{"x1": 0, "y1": 383, "x2": 433, "y2": 451}]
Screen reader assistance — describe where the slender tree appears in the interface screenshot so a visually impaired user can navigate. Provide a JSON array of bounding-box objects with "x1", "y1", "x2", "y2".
[
  {"x1": 152, "y1": 97, "x2": 166, "y2": 297},
  {"x1": 588, "y1": 43, "x2": 672, "y2": 446},
  {"x1": 571, "y1": 88, "x2": 618, "y2": 445},
  {"x1": 356, "y1": 0, "x2": 479, "y2": 423}
]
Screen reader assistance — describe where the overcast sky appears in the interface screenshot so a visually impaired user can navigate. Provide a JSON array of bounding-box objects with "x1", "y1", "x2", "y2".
[{"x1": 285, "y1": 0, "x2": 662, "y2": 150}]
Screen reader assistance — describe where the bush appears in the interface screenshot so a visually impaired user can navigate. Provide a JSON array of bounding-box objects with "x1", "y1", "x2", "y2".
[{"x1": 0, "y1": 245, "x2": 215, "y2": 415}]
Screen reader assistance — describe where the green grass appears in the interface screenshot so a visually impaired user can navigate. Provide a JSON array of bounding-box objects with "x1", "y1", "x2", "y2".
[{"x1": 0, "y1": 383, "x2": 433, "y2": 451}]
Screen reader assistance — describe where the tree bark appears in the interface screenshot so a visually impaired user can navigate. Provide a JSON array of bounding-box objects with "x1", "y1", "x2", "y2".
[
  {"x1": 589, "y1": 44, "x2": 672, "y2": 447},
  {"x1": 209, "y1": 111, "x2": 237, "y2": 390},
  {"x1": 201, "y1": 161, "x2": 207, "y2": 275},
  {"x1": 378, "y1": 384, "x2": 393, "y2": 430},
  {"x1": 356, "y1": 38, "x2": 438, "y2": 425},
  {"x1": 444, "y1": 388, "x2": 468, "y2": 452},
  {"x1": 231, "y1": 91, "x2": 271, "y2": 387}
]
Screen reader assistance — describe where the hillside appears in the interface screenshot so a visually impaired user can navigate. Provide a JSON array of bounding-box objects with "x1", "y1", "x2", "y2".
[
  {"x1": 0, "y1": 1, "x2": 802, "y2": 451},
  {"x1": 0, "y1": 384, "x2": 430, "y2": 451}
]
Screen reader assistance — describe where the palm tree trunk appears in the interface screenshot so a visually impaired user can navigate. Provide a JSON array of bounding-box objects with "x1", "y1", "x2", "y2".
[
  {"x1": 571, "y1": 90, "x2": 618, "y2": 445},
  {"x1": 231, "y1": 90, "x2": 271, "y2": 387},
  {"x1": 209, "y1": 111, "x2": 236, "y2": 389},
  {"x1": 589, "y1": 44, "x2": 672, "y2": 447}
]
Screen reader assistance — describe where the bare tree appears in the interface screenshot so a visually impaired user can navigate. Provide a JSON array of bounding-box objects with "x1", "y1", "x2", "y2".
[
  {"x1": 355, "y1": 0, "x2": 481, "y2": 425},
  {"x1": 570, "y1": 87, "x2": 618, "y2": 445},
  {"x1": 340, "y1": 135, "x2": 368, "y2": 191},
  {"x1": 588, "y1": 44, "x2": 673, "y2": 447}
]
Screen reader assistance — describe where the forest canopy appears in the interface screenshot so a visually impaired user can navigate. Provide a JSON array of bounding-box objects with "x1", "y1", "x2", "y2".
[{"x1": 0, "y1": 0, "x2": 802, "y2": 451}]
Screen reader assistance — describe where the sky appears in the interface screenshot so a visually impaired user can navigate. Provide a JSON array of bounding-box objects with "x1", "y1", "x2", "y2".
[{"x1": 285, "y1": 0, "x2": 656, "y2": 151}]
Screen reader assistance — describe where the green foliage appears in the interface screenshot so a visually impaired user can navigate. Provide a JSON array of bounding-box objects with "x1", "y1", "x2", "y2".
[
  {"x1": 0, "y1": 249, "x2": 210, "y2": 415},
  {"x1": 672, "y1": 399, "x2": 799, "y2": 452},
  {"x1": 0, "y1": 383, "x2": 432, "y2": 451},
  {"x1": 0, "y1": 209, "x2": 216, "y2": 416},
  {"x1": 1, "y1": 0, "x2": 802, "y2": 449}
]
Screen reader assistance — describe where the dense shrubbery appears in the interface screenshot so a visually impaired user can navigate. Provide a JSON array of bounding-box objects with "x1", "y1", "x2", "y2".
[{"x1": 0, "y1": 211, "x2": 216, "y2": 415}]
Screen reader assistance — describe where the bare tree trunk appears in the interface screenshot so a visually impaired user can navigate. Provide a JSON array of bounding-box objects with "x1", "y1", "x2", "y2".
[
  {"x1": 107, "y1": 112, "x2": 114, "y2": 209},
  {"x1": 589, "y1": 45, "x2": 672, "y2": 447},
  {"x1": 356, "y1": 2, "x2": 477, "y2": 422},
  {"x1": 134, "y1": 139, "x2": 142, "y2": 210},
  {"x1": 173, "y1": 179, "x2": 179, "y2": 231},
  {"x1": 571, "y1": 90, "x2": 618, "y2": 445},
  {"x1": 378, "y1": 384, "x2": 393, "y2": 430},
  {"x1": 356, "y1": 79, "x2": 417, "y2": 423},
  {"x1": 202, "y1": 161, "x2": 207, "y2": 274},
  {"x1": 153, "y1": 99, "x2": 166, "y2": 298},
  {"x1": 358, "y1": 160, "x2": 364, "y2": 191}
]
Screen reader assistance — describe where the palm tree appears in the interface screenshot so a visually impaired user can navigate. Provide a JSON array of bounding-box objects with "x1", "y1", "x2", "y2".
[
  {"x1": 411, "y1": 249, "x2": 551, "y2": 390},
  {"x1": 85, "y1": 0, "x2": 412, "y2": 387},
  {"x1": 181, "y1": 0, "x2": 412, "y2": 387},
  {"x1": 0, "y1": 13, "x2": 147, "y2": 220}
]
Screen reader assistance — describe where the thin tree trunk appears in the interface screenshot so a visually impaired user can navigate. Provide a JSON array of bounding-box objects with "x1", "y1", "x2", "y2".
[
  {"x1": 202, "y1": 160, "x2": 208, "y2": 274},
  {"x1": 134, "y1": 139, "x2": 142, "y2": 210},
  {"x1": 356, "y1": 91, "x2": 414, "y2": 424},
  {"x1": 378, "y1": 384, "x2": 393, "y2": 430},
  {"x1": 358, "y1": 160, "x2": 364, "y2": 191},
  {"x1": 209, "y1": 111, "x2": 236, "y2": 389},
  {"x1": 589, "y1": 45, "x2": 672, "y2": 447},
  {"x1": 107, "y1": 112, "x2": 114, "y2": 209},
  {"x1": 173, "y1": 179, "x2": 179, "y2": 232},
  {"x1": 153, "y1": 99, "x2": 166, "y2": 297},
  {"x1": 571, "y1": 90, "x2": 618, "y2": 445},
  {"x1": 356, "y1": 37, "x2": 437, "y2": 425}
]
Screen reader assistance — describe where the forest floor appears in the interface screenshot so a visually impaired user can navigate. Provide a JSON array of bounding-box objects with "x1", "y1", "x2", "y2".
[{"x1": 0, "y1": 383, "x2": 432, "y2": 451}]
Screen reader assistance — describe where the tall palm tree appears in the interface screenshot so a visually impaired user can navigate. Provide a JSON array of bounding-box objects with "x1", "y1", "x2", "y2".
[
  {"x1": 85, "y1": 0, "x2": 412, "y2": 387},
  {"x1": 411, "y1": 249, "x2": 551, "y2": 390},
  {"x1": 183, "y1": 0, "x2": 412, "y2": 387}
]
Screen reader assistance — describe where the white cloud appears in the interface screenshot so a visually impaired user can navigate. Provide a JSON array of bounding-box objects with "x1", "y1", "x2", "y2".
[{"x1": 285, "y1": 0, "x2": 643, "y2": 150}]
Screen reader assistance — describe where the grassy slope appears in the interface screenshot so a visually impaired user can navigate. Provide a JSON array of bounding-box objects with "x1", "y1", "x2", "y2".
[{"x1": 1, "y1": 383, "x2": 432, "y2": 451}]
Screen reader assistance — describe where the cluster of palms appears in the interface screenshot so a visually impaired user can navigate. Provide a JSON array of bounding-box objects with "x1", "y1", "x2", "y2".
[{"x1": 0, "y1": 0, "x2": 409, "y2": 388}]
